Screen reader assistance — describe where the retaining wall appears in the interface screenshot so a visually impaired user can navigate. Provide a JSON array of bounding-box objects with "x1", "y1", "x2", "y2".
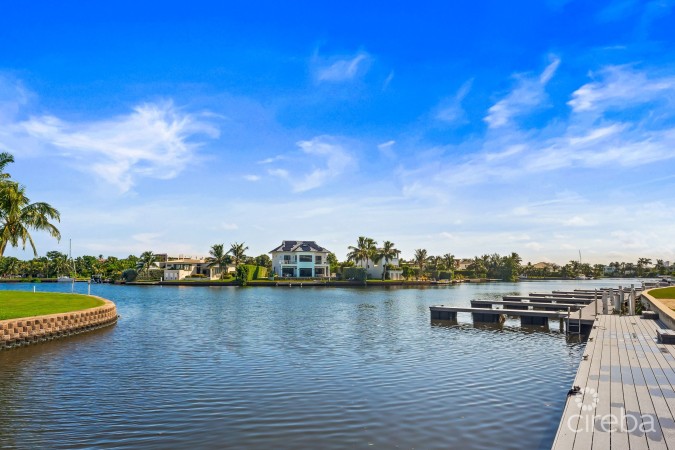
[
  {"x1": 0, "y1": 297, "x2": 118, "y2": 350},
  {"x1": 641, "y1": 289, "x2": 675, "y2": 331}
]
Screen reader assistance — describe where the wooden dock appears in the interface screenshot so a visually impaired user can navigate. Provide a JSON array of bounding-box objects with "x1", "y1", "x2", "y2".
[
  {"x1": 552, "y1": 314, "x2": 675, "y2": 449},
  {"x1": 503, "y1": 295, "x2": 595, "y2": 304},
  {"x1": 471, "y1": 299, "x2": 584, "y2": 311}
]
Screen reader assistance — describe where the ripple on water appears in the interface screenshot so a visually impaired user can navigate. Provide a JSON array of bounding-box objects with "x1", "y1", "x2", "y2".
[{"x1": 0, "y1": 280, "x2": 609, "y2": 449}]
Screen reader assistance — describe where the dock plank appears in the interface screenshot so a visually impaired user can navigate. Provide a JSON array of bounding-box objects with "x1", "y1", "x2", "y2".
[
  {"x1": 615, "y1": 315, "x2": 649, "y2": 450},
  {"x1": 552, "y1": 319, "x2": 601, "y2": 449},
  {"x1": 621, "y1": 317, "x2": 669, "y2": 449}
]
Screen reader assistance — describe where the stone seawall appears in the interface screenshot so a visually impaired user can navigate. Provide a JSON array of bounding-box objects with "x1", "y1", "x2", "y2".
[{"x1": 0, "y1": 297, "x2": 118, "y2": 350}]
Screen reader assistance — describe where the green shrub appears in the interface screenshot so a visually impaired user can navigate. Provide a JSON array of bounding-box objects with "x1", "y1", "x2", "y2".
[
  {"x1": 343, "y1": 267, "x2": 367, "y2": 282},
  {"x1": 121, "y1": 268, "x2": 138, "y2": 282}
]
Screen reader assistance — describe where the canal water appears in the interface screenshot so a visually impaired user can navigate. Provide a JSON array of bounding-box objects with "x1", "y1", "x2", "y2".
[{"x1": 0, "y1": 280, "x2": 637, "y2": 449}]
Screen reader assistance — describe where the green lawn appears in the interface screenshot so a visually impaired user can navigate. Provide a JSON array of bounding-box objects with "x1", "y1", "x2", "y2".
[
  {"x1": 0, "y1": 291, "x2": 104, "y2": 320},
  {"x1": 649, "y1": 286, "x2": 675, "y2": 299}
]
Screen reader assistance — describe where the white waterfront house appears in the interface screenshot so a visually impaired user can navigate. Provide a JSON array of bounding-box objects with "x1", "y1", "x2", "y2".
[
  {"x1": 356, "y1": 257, "x2": 404, "y2": 280},
  {"x1": 270, "y1": 241, "x2": 331, "y2": 278},
  {"x1": 159, "y1": 257, "x2": 234, "y2": 281}
]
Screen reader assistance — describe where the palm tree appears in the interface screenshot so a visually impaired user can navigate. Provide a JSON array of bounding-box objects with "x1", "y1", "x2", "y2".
[
  {"x1": 442, "y1": 253, "x2": 455, "y2": 271},
  {"x1": 0, "y1": 152, "x2": 14, "y2": 180},
  {"x1": 137, "y1": 251, "x2": 157, "y2": 275},
  {"x1": 413, "y1": 249, "x2": 428, "y2": 279},
  {"x1": 0, "y1": 182, "x2": 61, "y2": 256},
  {"x1": 227, "y1": 242, "x2": 249, "y2": 268},
  {"x1": 347, "y1": 236, "x2": 378, "y2": 268},
  {"x1": 206, "y1": 243, "x2": 232, "y2": 279},
  {"x1": 376, "y1": 240, "x2": 399, "y2": 280},
  {"x1": 637, "y1": 258, "x2": 652, "y2": 277}
]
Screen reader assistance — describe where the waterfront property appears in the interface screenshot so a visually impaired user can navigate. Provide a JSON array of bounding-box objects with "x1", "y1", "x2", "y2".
[
  {"x1": 355, "y1": 256, "x2": 404, "y2": 280},
  {"x1": 269, "y1": 240, "x2": 331, "y2": 278},
  {"x1": 158, "y1": 257, "x2": 235, "y2": 280}
]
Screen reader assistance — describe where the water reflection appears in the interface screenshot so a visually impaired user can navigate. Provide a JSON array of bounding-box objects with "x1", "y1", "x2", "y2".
[{"x1": 0, "y1": 280, "x2": 632, "y2": 449}]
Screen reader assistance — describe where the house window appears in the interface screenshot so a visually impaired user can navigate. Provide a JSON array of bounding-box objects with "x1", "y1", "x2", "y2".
[
  {"x1": 299, "y1": 255, "x2": 312, "y2": 263},
  {"x1": 299, "y1": 268, "x2": 312, "y2": 277},
  {"x1": 315, "y1": 267, "x2": 325, "y2": 276},
  {"x1": 283, "y1": 255, "x2": 291, "y2": 263},
  {"x1": 315, "y1": 255, "x2": 322, "y2": 264}
]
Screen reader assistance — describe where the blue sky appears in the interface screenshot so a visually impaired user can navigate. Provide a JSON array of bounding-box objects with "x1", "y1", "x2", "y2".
[{"x1": 1, "y1": 0, "x2": 674, "y2": 264}]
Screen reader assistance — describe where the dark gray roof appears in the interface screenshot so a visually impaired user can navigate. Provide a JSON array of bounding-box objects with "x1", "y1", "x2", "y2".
[{"x1": 269, "y1": 240, "x2": 330, "y2": 253}]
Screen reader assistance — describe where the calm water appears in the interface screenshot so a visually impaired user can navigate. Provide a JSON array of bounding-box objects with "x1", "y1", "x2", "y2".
[{"x1": 0, "y1": 280, "x2": 638, "y2": 449}]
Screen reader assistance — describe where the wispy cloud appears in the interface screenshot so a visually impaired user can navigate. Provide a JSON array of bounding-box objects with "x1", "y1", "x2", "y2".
[
  {"x1": 567, "y1": 65, "x2": 675, "y2": 114},
  {"x1": 243, "y1": 174, "x2": 260, "y2": 182},
  {"x1": 377, "y1": 140, "x2": 396, "y2": 158},
  {"x1": 484, "y1": 56, "x2": 560, "y2": 128},
  {"x1": 20, "y1": 102, "x2": 218, "y2": 192},
  {"x1": 436, "y1": 79, "x2": 473, "y2": 125},
  {"x1": 315, "y1": 51, "x2": 371, "y2": 82},
  {"x1": 269, "y1": 136, "x2": 355, "y2": 192}
]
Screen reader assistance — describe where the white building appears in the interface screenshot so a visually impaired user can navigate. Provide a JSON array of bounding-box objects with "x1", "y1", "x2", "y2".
[
  {"x1": 159, "y1": 257, "x2": 234, "y2": 281},
  {"x1": 270, "y1": 241, "x2": 331, "y2": 278},
  {"x1": 357, "y1": 257, "x2": 403, "y2": 280}
]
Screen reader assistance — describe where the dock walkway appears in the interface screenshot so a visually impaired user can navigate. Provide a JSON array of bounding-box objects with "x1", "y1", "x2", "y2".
[{"x1": 552, "y1": 314, "x2": 675, "y2": 449}]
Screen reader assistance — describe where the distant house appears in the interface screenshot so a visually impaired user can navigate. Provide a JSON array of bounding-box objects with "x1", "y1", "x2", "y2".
[
  {"x1": 158, "y1": 257, "x2": 234, "y2": 281},
  {"x1": 456, "y1": 259, "x2": 473, "y2": 271},
  {"x1": 270, "y1": 241, "x2": 331, "y2": 278},
  {"x1": 532, "y1": 262, "x2": 556, "y2": 271},
  {"x1": 356, "y1": 257, "x2": 403, "y2": 280}
]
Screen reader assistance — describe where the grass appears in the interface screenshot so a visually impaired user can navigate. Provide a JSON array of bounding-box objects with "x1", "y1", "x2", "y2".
[
  {"x1": 649, "y1": 286, "x2": 675, "y2": 299},
  {"x1": 648, "y1": 286, "x2": 675, "y2": 312},
  {"x1": 0, "y1": 291, "x2": 104, "y2": 320}
]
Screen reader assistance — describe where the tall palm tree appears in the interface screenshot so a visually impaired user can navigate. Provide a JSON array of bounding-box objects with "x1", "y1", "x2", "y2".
[
  {"x1": 442, "y1": 253, "x2": 455, "y2": 271},
  {"x1": 413, "y1": 249, "x2": 428, "y2": 279},
  {"x1": 0, "y1": 182, "x2": 61, "y2": 256},
  {"x1": 137, "y1": 251, "x2": 157, "y2": 275},
  {"x1": 206, "y1": 243, "x2": 232, "y2": 279},
  {"x1": 377, "y1": 240, "x2": 399, "y2": 280},
  {"x1": 227, "y1": 242, "x2": 249, "y2": 268},
  {"x1": 347, "y1": 236, "x2": 378, "y2": 269},
  {"x1": 0, "y1": 152, "x2": 14, "y2": 180}
]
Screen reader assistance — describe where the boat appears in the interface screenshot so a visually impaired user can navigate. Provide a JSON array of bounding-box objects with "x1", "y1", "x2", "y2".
[{"x1": 57, "y1": 239, "x2": 76, "y2": 282}]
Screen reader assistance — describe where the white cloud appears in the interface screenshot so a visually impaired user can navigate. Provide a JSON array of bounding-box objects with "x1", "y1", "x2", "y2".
[
  {"x1": 269, "y1": 136, "x2": 355, "y2": 193},
  {"x1": 436, "y1": 79, "x2": 473, "y2": 125},
  {"x1": 20, "y1": 102, "x2": 218, "y2": 192},
  {"x1": 221, "y1": 223, "x2": 239, "y2": 230},
  {"x1": 243, "y1": 174, "x2": 261, "y2": 181},
  {"x1": 383, "y1": 71, "x2": 395, "y2": 90},
  {"x1": 377, "y1": 140, "x2": 396, "y2": 158},
  {"x1": 484, "y1": 56, "x2": 560, "y2": 128},
  {"x1": 316, "y1": 52, "x2": 370, "y2": 82},
  {"x1": 563, "y1": 216, "x2": 596, "y2": 227},
  {"x1": 525, "y1": 242, "x2": 543, "y2": 251},
  {"x1": 568, "y1": 65, "x2": 675, "y2": 113},
  {"x1": 257, "y1": 155, "x2": 286, "y2": 164}
]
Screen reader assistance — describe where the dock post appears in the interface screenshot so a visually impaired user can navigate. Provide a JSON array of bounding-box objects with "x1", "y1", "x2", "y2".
[
  {"x1": 578, "y1": 308, "x2": 581, "y2": 333},
  {"x1": 566, "y1": 307, "x2": 571, "y2": 334},
  {"x1": 594, "y1": 289, "x2": 598, "y2": 316},
  {"x1": 630, "y1": 285, "x2": 636, "y2": 315},
  {"x1": 602, "y1": 291, "x2": 608, "y2": 314}
]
